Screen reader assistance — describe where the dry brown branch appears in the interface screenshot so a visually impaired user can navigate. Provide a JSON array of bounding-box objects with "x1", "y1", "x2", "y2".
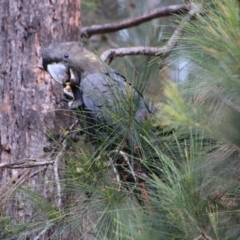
[
  {"x1": 81, "y1": 3, "x2": 191, "y2": 38},
  {"x1": 101, "y1": 5, "x2": 199, "y2": 64}
]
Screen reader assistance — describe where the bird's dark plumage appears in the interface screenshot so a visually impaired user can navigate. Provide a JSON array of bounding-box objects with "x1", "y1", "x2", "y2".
[
  {"x1": 42, "y1": 42, "x2": 156, "y2": 201},
  {"x1": 42, "y1": 42, "x2": 151, "y2": 135}
]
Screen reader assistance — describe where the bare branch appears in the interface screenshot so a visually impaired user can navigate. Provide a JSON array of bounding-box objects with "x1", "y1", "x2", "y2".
[
  {"x1": 109, "y1": 150, "x2": 137, "y2": 183},
  {"x1": 101, "y1": 5, "x2": 199, "y2": 64},
  {"x1": 101, "y1": 47, "x2": 159, "y2": 64},
  {"x1": 33, "y1": 222, "x2": 53, "y2": 240},
  {"x1": 81, "y1": 4, "x2": 191, "y2": 38},
  {"x1": 193, "y1": 235, "x2": 202, "y2": 240},
  {"x1": 0, "y1": 159, "x2": 54, "y2": 168},
  {"x1": 53, "y1": 140, "x2": 68, "y2": 209}
]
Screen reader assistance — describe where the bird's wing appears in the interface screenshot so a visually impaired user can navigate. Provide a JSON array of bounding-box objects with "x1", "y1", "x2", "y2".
[
  {"x1": 80, "y1": 72, "x2": 125, "y2": 124},
  {"x1": 80, "y1": 71, "x2": 149, "y2": 125}
]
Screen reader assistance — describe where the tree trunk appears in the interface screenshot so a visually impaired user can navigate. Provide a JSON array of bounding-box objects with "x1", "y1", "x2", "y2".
[{"x1": 0, "y1": 0, "x2": 81, "y2": 237}]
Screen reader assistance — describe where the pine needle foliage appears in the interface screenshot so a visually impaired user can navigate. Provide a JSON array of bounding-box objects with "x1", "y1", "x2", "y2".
[{"x1": 151, "y1": 0, "x2": 240, "y2": 239}]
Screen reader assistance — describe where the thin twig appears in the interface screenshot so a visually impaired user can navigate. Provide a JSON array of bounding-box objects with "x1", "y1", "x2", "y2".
[
  {"x1": 53, "y1": 140, "x2": 68, "y2": 209},
  {"x1": 0, "y1": 168, "x2": 32, "y2": 206},
  {"x1": 217, "y1": 95, "x2": 240, "y2": 113},
  {"x1": 50, "y1": 121, "x2": 81, "y2": 209},
  {"x1": 0, "y1": 159, "x2": 54, "y2": 168},
  {"x1": 185, "y1": 210, "x2": 213, "y2": 240},
  {"x1": 33, "y1": 222, "x2": 52, "y2": 240},
  {"x1": 109, "y1": 150, "x2": 137, "y2": 183},
  {"x1": 193, "y1": 236, "x2": 202, "y2": 240},
  {"x1": 103, "y1": 155, "x2": 122, "y2": 190},
  {"x1": 29, "y1": 166, "x2": 49, "y2": 179},
  {"x1": 100, "y1": 4, "x2": 199, "y2": 64},
  {"x1": 0, "y1": 120, "x2": 81, "y2": 170},
  {"x1": 81, "y1": 3, "x2": 191, "y2": 38}
]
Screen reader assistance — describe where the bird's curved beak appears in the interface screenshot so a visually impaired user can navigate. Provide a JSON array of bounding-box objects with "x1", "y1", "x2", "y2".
[
  {"x1": 69, "y1": 68, "x2": 77, "y2": 85},
  {"x1": 47, "y1": 63, "x2": 69, "y2": 84}
]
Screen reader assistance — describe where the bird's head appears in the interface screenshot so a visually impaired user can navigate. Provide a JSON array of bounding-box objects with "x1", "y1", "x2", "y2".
[{"x1": 42, "y1": 41, "x2": 103, "y2": 87}]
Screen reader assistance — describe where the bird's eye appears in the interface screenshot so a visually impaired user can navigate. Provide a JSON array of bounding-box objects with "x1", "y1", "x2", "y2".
[{"x1": 64, "y1": 54, "x2": 69, "y2": 59}]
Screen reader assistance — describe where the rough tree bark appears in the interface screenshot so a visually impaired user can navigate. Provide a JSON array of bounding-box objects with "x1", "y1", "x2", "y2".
[{"x1": 0, "y1": 0, "x2": 81, "y2": 232}]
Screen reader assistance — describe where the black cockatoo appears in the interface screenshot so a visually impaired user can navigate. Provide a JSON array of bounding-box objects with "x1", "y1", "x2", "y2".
[
  {"x1": 42, "y1": 42, "x2": 156, "y2": 200},
  {"x1": 42, "y1": 42, "x2": 152, "y2": 148}
]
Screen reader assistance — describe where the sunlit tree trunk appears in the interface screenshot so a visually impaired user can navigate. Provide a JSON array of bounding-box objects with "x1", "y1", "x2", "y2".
[{"x1": 0, "y1": 0, "x2": 81, "y2": 229}]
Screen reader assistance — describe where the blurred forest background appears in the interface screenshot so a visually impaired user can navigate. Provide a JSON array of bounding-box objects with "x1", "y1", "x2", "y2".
[
  {"x1": 1, "y1": 0, "x2": 240, "y2": 239},
  {"x1": 82, "y1": 0, "x2": 187, "y2": 93}
]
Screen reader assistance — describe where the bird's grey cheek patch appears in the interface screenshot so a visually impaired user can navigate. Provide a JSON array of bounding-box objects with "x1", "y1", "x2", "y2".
[{"x1": 47, "y1": 63, "x2": 69, "y2": 84}]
